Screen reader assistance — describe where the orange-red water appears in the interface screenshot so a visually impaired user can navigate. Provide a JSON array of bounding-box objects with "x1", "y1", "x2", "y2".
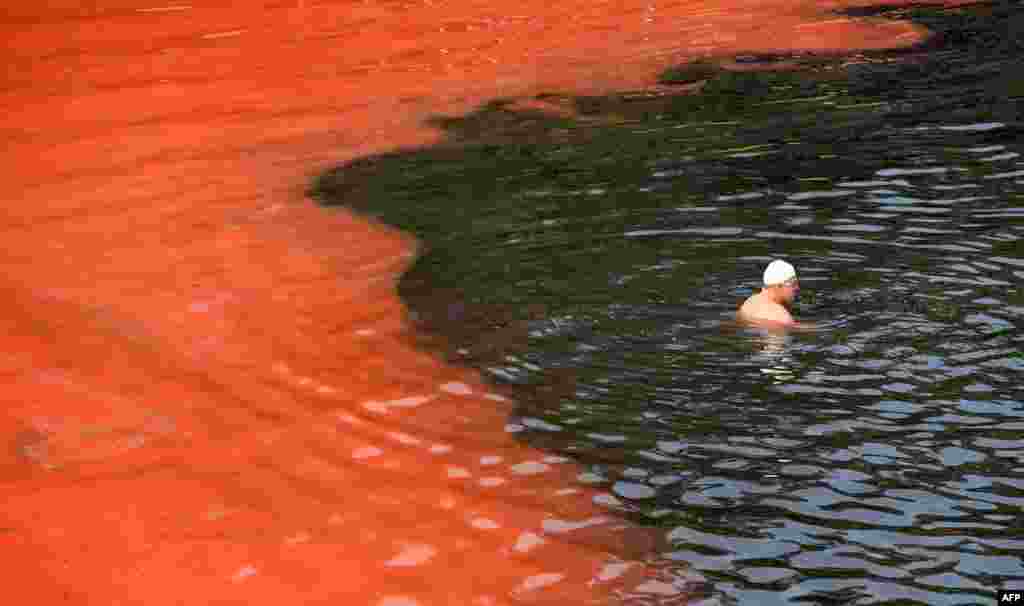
[{"x1": 0, "y1": 1, "x2": 964, "y2": 603}]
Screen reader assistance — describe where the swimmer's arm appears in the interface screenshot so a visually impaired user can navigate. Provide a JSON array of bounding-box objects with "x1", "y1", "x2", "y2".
[{"x1": 766, "y1": 307, "x2": 828, "y2": 331}]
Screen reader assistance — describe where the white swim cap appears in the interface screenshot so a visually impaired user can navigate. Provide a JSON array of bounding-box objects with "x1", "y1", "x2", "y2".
[{"x1": 763, "y1": 259, "x2": 797, "y2": 286}]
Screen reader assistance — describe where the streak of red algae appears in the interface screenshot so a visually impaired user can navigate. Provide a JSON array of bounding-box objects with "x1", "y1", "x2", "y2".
[{"x1": 0, "y1": 0, "x2": 964, "y2": 604}]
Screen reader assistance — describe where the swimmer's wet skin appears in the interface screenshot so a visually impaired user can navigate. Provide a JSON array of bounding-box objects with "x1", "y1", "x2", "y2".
[{"x1": 737, "y1": 259, "x2": 801, "y2": 328}]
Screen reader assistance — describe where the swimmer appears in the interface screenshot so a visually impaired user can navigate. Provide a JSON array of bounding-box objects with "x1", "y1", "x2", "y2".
[{"x1": 737, "y1": 259, "x2": 801, "y2": 328}]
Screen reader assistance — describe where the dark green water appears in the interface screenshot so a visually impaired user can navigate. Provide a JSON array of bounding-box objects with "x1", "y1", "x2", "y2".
[{"x1": 315, "y1": 3, "x2": 1024, "y2": 604}]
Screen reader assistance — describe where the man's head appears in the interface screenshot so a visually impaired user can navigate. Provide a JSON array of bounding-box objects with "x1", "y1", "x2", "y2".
[{"x1": 763, "y1": 259, "x2": 799, "y2": 304}]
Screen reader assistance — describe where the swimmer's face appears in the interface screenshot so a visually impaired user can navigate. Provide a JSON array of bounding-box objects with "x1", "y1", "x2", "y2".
[{"x1": 780, "y1": 278, "x2": 799, "y2": 303}]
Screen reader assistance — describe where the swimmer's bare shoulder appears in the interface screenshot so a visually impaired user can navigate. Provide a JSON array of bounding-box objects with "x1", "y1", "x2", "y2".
[{"x1": 736, "y1": 293, "x2": 795, "y2": 327}]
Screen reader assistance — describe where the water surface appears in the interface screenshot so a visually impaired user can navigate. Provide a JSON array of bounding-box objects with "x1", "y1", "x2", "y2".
[{"x1": 316, "y1": 4, "x2": 1024, "y2": 603}]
